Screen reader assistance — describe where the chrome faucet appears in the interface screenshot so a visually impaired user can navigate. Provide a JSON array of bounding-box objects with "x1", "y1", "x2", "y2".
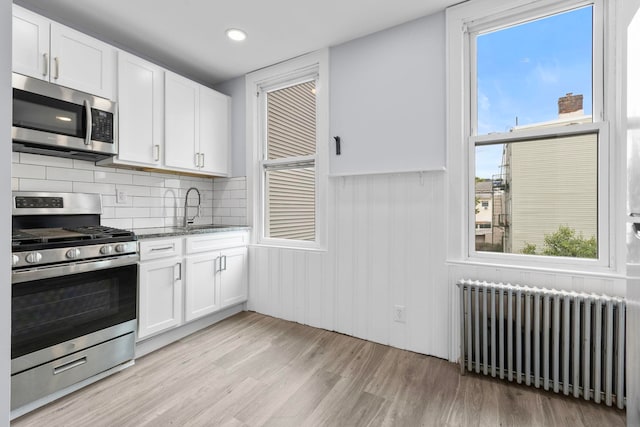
[{"x1": 183, "y1": 187, "x2": 201, "y2": 227}]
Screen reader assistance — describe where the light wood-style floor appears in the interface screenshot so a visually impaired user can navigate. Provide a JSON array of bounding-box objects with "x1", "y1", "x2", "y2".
[{"x1": 12, "y1": 311, "x2": 626, "y2": 427}]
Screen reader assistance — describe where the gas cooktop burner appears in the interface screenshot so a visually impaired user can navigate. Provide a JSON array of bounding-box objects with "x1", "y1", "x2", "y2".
[{"x1": 12, "y1": 225, "x2": 136, "y2": 250}]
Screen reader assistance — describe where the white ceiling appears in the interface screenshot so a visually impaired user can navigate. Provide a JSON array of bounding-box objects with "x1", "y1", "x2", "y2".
[{"x1": 15, "y1": 0, "x2": 457, "y2": 86}]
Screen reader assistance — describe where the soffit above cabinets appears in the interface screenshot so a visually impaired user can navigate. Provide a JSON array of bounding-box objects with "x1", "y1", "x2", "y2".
[{"x1": 14, "y1": 0, "x2": 458, "y2": 85}]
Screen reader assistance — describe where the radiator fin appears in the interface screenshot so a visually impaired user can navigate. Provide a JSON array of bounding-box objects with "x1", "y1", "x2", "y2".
[{"x1": 458, "y1": 279, "x2": 626, "y2": 409}]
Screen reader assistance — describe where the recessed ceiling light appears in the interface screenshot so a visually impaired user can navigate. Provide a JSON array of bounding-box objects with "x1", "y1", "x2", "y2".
[{"x1": 226, "y1": 28, "x2": 247, "y2": 42}]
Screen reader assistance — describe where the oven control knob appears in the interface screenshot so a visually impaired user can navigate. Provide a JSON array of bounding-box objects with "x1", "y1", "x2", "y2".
[
  {"x1": 25, "y1": 252, "x2": 42, "y2": 264},
  {"x1": 12, "y1": 255, "x2": 19, "y2": 266},
  {"x1": 66, "y1": 248, "x2": 81, "y2": 259},
  {"x1": 115, "y1": 244, "x2": 127, "y2": 253},
  {"x1": 100, "y1": 245, "x2": 114, "y2": 255}
]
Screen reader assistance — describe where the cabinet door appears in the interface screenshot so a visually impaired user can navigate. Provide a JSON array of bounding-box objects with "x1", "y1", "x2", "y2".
[
  {"x1": 117, "y1": 51, "x2": 164, "y2": 166},
  {"x1": 185, "y1": 252, "x2": 220, "y2": 321},
  {"x1": 199, "y1": 86, "x2": 230, "y2": 176},
  {"x1": 12, "y1": 5, "x2": 50, "y2": 80},
  {"x1": 138, "y1": 258, "x2": 183, "y2": 339},
  {"x1": 220, "y1": 247, "x2": 248, "y2": 308},
  {"x1": 50, "y1": 23, "x2": 115, "y2": 99},
  {"x1": 165, "y1": 72, "x2": 199, "y2": 171}
]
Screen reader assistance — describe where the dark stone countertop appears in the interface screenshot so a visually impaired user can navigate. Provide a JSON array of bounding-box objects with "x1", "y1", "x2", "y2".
[{"x1": 132, "y1": 225, "x2": 250, "y2": 240}]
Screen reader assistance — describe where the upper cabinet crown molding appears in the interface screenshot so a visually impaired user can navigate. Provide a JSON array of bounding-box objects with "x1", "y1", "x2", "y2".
[{"x1": 12, "y1": 4, "x2": 115, "y2": 99}]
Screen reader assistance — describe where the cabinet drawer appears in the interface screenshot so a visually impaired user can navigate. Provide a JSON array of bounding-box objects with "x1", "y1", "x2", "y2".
[
  {"x1": 186, "y1": 231, "x2": 248, "y2": 254},
  {"x1": 139, "y1": 238, "x2": 183, "y2": 261}
]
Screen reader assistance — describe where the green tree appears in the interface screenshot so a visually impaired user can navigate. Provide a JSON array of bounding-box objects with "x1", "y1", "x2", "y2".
[{"x1": 521, "y1": 225, "x2": 596, "y2": 258}]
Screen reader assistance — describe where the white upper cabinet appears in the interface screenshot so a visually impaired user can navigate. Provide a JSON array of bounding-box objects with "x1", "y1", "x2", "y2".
[
  {"x1": 12, "y1": 5, "x2": 115, "y2": 99},
  {"x1": 165, "y1": 72, "x2": 230, "y2": 176},
  {"x1": 199, "y1": 86, "x2": 230, "y2": 176},
  {"x1": 12, "y1": 6, "x2": 49, "y2": 80},
  {"x1": 165, "y1": 71, "x2": 199, "y2": 171},
  {"x1": 115, "y1": 51, "x2": 164, "y2": 166}
]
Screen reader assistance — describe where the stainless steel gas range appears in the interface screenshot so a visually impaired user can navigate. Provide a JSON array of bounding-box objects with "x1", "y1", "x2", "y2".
[{"x1": 11, "y1": 192, "x2": 138, "y2": 410}]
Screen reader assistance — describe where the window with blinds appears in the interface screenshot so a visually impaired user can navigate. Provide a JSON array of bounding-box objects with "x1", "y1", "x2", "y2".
[{"x1": 263, "y1": 80, "x2": 317, "y2": 241}]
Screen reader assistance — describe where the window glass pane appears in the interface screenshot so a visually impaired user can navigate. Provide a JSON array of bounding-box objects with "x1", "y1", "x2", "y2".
[
  {"x1": 266, "y1": 81, "x2": 316, "y2": 159},
  {"x1": 475, "y1": 133, "x2": 597, "y2": 258},
  {"x1": 266, "y1": 167, "x2": 315, "y2": 241},
  {"x1": 476, "y1": 6, "x2": 592, "y2": 135}
]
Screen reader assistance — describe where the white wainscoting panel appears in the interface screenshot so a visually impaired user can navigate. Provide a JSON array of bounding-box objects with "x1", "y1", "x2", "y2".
[{"x1": 249, "y1": 171, "x2": 449, "y2": 359}]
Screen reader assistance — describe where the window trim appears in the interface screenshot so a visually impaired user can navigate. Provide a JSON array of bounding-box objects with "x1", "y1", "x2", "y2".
[
  {"x1": 446, "y1": 0, "x2": 618, "y2": 272},
  {"x1": 246, "y1": 50, "x2": 329, "y2": 250}
]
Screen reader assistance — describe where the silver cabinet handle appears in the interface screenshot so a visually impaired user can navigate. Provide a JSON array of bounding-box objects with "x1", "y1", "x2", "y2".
[
  {"x1": 53, "y1": 57, "x2": 60, "y2": 79},
  {"x1": 194, "y1": 153, "x2": 199, "y2": 168},
  {"x1": 201, "y1": 153, "x2": 205, "y2": 168},
  {"x1": 175, "y1": 262, "x2": 182, "y2": 281},
  {"x1": 150, "y1": 245, "x2": 174, "y2": 252},
  {"x1": 53, "y1": 356, "x2": 87, "y2": 375},
  {"x1": 153, "y1": 144, "x2": 160, "y2": 162},
  {"x1": 215, "y1": 256, "x2": 221, "y2": 273},
  {"x1": 84, "y1": 100, "x2": 92, "y2": 145},
  {"x1": 42, "y1": 53, "x2": 48, "y2": 77},
  {"x1": 222, "y1": 255, "x2": 227, "y2": 271}
]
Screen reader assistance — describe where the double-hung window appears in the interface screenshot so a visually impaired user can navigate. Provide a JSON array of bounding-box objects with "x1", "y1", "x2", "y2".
[
  {"x1": 247, "y1": 51, "x2": 328, "y2": 248},
  {"x1": 448, "y1": 0, "x2": 612, "y2": 268}
]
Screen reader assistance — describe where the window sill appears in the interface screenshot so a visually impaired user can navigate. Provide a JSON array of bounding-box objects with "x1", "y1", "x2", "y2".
[{"x1": 446, "y1": 258, "x2": 625, "y2": 281}]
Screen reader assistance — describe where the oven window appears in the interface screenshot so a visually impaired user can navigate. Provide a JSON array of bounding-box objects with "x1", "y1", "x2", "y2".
[{"x1": 11, "y1": 264, "x2": 137, "y2": 359}]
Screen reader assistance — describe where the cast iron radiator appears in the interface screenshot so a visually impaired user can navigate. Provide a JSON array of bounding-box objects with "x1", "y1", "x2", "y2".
[{"x1": 457, "y1": 279, "x2": 626, "y2": 408}]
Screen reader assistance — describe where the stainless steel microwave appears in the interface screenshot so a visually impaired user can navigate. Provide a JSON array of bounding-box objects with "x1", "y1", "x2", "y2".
[{"x1": 12, "y1": 73, "x2": 117, "y2": 161}]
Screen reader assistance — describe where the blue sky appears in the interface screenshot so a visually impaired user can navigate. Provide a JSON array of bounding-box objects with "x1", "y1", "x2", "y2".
[{"x1": 475, "y1": 6, "x2": 593, "y2": 179}]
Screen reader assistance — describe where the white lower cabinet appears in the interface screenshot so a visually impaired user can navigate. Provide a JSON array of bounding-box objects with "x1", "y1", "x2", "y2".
[
  {"x1": 185, "y1": 252, "x2": 220, "y2": 321},
  {"x1": 184, "y1": 232, "x2": 248, "y2": 322},
  {"x1": 137, "y1": 231, "x2": 248, "y2": 340},
  {"x1": 219, "y1": 246, "x2": 248, "y2": 307},
  {"x1": 138, "y1": 256, "x2": 183, "y2": 340}
]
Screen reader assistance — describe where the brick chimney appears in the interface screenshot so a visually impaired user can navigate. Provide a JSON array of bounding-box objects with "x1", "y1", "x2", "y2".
[{"x1": 558, "y1": 92, "x2": 583, "y2": 118}]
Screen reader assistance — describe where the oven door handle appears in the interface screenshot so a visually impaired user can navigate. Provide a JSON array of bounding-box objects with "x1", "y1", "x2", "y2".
[{"x1": 12, "y1": 254, "x2": 139, "y2": 284}]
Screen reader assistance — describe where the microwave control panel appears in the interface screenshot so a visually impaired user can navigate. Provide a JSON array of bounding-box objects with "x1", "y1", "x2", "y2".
[{"x1": 91, "y1": 109, "x2": 114, "y2": 143}]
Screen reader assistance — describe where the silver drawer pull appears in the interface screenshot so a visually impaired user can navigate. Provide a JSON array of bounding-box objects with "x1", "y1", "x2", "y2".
[
  {"x1": 53, "y1": 357, "x2": 87, "y2": 375},
  {"x1": 150, "y1": 246, "x2": 174, "y2": 252}
]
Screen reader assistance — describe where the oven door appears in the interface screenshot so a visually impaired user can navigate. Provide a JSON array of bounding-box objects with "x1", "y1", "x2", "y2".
[{"x1": 11, "y1": 255, "x2": 137, "y2": 371}]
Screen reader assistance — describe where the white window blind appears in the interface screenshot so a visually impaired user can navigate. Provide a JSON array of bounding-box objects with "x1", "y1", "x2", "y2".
[{"x1": 264, "y1": 80, "x2": 317, "y2": 241}]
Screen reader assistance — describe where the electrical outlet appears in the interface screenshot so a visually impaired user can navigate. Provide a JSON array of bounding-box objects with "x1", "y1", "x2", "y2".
[
  {"x1": 116, "y1": 189, "x2": 128, "y2": 204},
  {"x1": 393, "y1": 305, "x2": 406, "y2": 323}
]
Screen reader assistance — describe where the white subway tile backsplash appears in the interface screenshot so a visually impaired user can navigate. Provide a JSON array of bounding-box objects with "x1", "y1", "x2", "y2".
[
  {"x1": 95, "y1": 171, "x2": 133, "y2": 185},
  {"x1": 132, "y1": 175, "x2": 165, "y2": 187},
  {"x1": 73, "y1": 182, "x2": 115, "y2": 194},
  {"x1": 12, "y1": 154, "x2": 247, "y2": 229},
  {"x1": 116, "y1": 184, "x2": 151, "y2": 197},
  {"x1": 12, "y1": 164, "x2": 45, "y2": 179},
  {"x1": 133, "y1": 217, "x2": 165, "y2": 228},
  {"x1": 102, "y1": 207, "x2": 116, "y2": 218},
  {"x1": 47, "y1": 167, "x2": 94, "y2": 182},
  {"x1": 20, "y1": 178, "x2": 72, "y2": 192},
  {"x1": 230, "y1": 190, "x2": 246, "y2": 199},
  {"x1": 20, "y1": 153, "x2": 73, "y2": 168},
  {"x1": 12, "y1": 152, "x2": 19, "y2": 163},
  {"x1": 115, "y1": 207, "x2": 151, "y2": 218}
]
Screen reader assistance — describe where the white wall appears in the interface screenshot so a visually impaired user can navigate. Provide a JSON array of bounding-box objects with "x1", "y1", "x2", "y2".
[
  {"x1": 244, "y1": 13, "x2": 451, "y2": 359},
  {"x1": 241, "y1": 6, "x2": 634, "y2": 364},
  {"x1": 214, "y1": 76, "x2": 246, "y2": 177},
  {"x1": 1, "y1": 0, "x2": 11, "y2": 422},
  {"x1": 330, "y1": 13, "x2": 446, "y2": 176}
]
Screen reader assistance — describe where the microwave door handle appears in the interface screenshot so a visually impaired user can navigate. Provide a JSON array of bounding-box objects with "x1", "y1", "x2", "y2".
[{"x1": 83, "y1": 100, "x2": 92, "y2": 145}]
